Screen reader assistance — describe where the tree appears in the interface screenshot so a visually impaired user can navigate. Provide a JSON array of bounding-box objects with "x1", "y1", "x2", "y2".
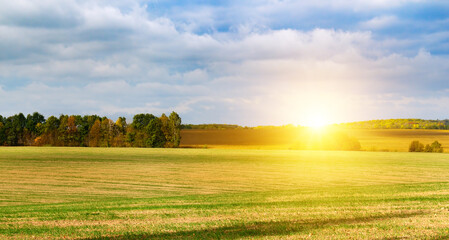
[
  {"x1": 125, "y1": 130, "x2": 136, "y2": 146},
  {"x1": 115, "y1": 117, "x2": 127, "y2": 135},
  {"x1": 4, "y1": 113, "x2": 26, "y2": 146},
  {"x1": 409, "y1": 140, "x2": 424, "y2": 152},
  {"x1": 0, "y1": 121, "x2": 4, "y2": 146},
  {"x1": 70, "y1": 115, "x2": 87, "y2": 146},
  {"x1": 430, "y1": 141, "x2": 443, "y2": 153},
  {"x1": 160, "y1": 114, "x2": 171, "y2": 147},
  {"x1": 66, "y1": 116, "x2": 79, "y2": 146},
  {"x1": 411, "y1": 140, "x2": 443, "y2": 153},
  {"x1": 100, "y1": 118, "x2": 114, "y2": 147},
  {"x1": 146, "y1": 118, "x2": 166, "y2": 147},
  {"x1": 168, "y1": 112, "x2": 181, "y2": 147},
  {"x1": 89, "y1": 119, "x2": 101, "y2": 147},
  {"x1": 111, "y1": 117, "x2": 127, "y2": 147},
  {"x1": 25, "y1": 112, "x2": 45, "y2": 134},
  {"x1": 78, "y1": 115, "x2": 100, "y2": 146},
  {"x1": 131, "y1": 114, "x2": 155, "y2": 130},
  {"x1": 57, "y1": 115, "x2": 70, "y2": 146},
  {"x1": 129, "y1": 114, "x2": 157, "y2": 147},
  {"x1": 42, "y1": 116, "x2": 60, "y2": 145}
]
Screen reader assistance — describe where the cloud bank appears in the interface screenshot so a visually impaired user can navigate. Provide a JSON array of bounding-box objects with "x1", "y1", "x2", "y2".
[{"x1": 0, "y1": 0, "x2": 448, "y2": 125}]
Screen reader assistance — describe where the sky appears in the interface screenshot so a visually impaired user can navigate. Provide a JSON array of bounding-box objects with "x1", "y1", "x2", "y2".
[{"x1": 0, "y1": 0, "x2": 448, "y2": 126}]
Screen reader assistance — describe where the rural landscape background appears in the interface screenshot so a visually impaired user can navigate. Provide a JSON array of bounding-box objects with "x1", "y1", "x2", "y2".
[
  {"x1": 2, "y1": 0, "x2": 449, "y2": 239},
  {"x1": 2, "y1": 116, "x2": 449, "y2": 239}
]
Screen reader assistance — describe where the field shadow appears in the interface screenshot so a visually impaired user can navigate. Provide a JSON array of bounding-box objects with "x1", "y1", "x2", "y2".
[
  {"x1": 428, "y1": 234, "x2": 449, "y2": 240},
  {"x1": 378, "y1": 233, "x2": 449, "y2": 240},
  {"x1": 80, "y1": 211, "x2": 425, "y2": 240}
]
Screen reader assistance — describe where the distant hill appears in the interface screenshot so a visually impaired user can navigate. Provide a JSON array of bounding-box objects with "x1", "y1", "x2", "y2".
[
  {"x1": 182, "y1": 124, "x2": 244, "y2": 130},
  {"x1": 184, "y1": 119, "x2": 449, "y2": 130},
  {"x1": 337, "y1": 119, "x2": 449, "y2": 130},
  {"x1": 181, "y1": 124, "x2": 301, "y2": 130}
]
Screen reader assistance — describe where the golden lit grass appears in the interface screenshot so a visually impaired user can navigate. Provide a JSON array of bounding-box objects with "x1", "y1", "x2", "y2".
[{"x1": 1, "y1": 147, "x2": 449, "y2": 239}]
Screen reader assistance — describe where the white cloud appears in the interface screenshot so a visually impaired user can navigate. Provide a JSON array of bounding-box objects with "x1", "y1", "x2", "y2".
[
  {"x1": 1, "y1": 43, "x2": 448, "y2": 125},
  {"x1": 360, "y1": 15, "x2": 399, "y2": 29},
  {"x1": 182, "y1": 69, "x2": 209, "y2": 83},
  {"x1": 0, "y1": 0, "x2": 448, "y2": 125}
]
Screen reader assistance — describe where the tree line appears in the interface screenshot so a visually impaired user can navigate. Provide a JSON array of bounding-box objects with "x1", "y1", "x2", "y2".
[
  {"x1": 409, "y1": 140, "x2": 443, "y2": 153},
  {"x1": 337, "y1": 119, "x2": 449, "y2": 129},
  {"x1": 182, "y1": 124, "x2": 243, "y2": 130},
  {"x1": 0, "y1": 112, "x2": 181, "y2": 147}
]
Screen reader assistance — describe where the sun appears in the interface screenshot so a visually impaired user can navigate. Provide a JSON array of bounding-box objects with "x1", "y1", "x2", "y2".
[
  {"x1": 300, "y1": 109, "x2": 331, "y2": 130},
  {"x1": 305, "y1": 116, "x2": 327, "y2": 129}
]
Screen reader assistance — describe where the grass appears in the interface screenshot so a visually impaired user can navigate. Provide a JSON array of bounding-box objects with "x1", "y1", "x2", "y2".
[{"x1": 1, "y1": 147, "x2": 449, "y2": 239}]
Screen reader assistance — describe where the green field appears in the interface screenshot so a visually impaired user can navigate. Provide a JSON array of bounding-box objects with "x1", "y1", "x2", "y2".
[{"x1": 1, "y1": 147, "x2": 449, "y2": 239}]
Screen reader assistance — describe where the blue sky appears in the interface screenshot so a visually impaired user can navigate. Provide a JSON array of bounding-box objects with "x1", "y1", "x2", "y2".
[{"x1": 0, "y1": 0, "x2": 448, "y2": 125}]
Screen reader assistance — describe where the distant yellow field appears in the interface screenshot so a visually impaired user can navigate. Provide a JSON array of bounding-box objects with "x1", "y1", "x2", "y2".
[
  {"x1": 181, "y1": 128, "x2": 449, "y2": 152},
  {"x1": 345, "y1": 129, "x2": 449, "y2": 152}
]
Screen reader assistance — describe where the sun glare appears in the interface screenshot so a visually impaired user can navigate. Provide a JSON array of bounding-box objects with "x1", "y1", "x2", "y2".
[
  {"x1": 300, "y1": 109, "x2": 331, "y2": 130},
  {"x1": 305, "y1": 116, "x2": 327, "y2": 129}
]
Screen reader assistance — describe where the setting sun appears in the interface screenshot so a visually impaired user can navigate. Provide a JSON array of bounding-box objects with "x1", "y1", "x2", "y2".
[
  {"x1": 298, "y1": 106, "x2": 333, "y2": 129},
  {"x1": 303, "y1": 114, "x2": 328, "y2": 129}
]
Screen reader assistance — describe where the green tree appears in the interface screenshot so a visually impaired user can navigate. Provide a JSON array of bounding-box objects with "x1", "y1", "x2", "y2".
[
  {"x1": 168, "y1": 112, "x2": 181, "y2": 147},
  {"x1": 100, "y1": 118, "x2": 114, "y2": 147},
  {"x1": 78, "y1": 115, "x2": 100, "y2": 146},
  {"x1": 131, "y1": 114, "x2": 156, "y2": 130},
  {"x1": 160, "y1": 113, "x2": 171, "y2": 146},
  {"x1": 146, "y1": 118, "x2": 166, "y2": 147},
  {"x1": 25, "y1": 112, "x2": 45, "y2": 135},
  {"x1": 57, "y1": 115, "x2": 69, "y2": 146},
  {"x1": 4, "y1": 113, "x2": 26, "y2": 146},
  {"x1": 129, "y1": 114, "x2": 156, "y2": 147},
  {"x1": 42, "y1": 116, "x2": 60, "y2": 145},
  {"x1": 0, "y1": 117, "x2": 5, "y2": 146},
  {"x1": 125, "y1": 131, "x2": 136, "y2": 146}
]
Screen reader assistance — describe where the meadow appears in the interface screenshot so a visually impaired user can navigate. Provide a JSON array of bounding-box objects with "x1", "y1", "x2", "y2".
[{"x1": 1, "y1": 147, "x2": 449, "y2": 239}]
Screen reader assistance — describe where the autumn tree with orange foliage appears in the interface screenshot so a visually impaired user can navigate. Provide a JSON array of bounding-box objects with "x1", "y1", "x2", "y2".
[{"x1": 89, "y1": 119, "x2": 101, "y2": 147}]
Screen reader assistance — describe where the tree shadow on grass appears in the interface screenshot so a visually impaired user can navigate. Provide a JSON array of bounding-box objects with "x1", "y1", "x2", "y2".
[{"x1": 80, "y1": 211, "x2": 426, "y2": 240}]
